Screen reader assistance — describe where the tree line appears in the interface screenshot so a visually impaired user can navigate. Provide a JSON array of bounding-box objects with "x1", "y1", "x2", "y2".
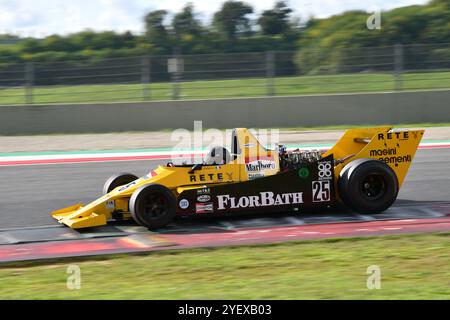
[
  {"x1": 0, "y1": 1, "x2": 299, "y2": 64},
  {"x1": 0, "y1": 0, "x2": 448, "y2": 77}
]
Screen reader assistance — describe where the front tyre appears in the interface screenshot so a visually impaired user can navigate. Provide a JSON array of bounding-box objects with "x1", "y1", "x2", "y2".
[
  {"x1": 129, "y1": 184, "x2": 176, "y2": 229},
  {"x1": 338, "y1": 159, "x2": 399, "y2": 214},
  {"x1": 103, "y1": 173, "x2": 139, "y2": 195}
]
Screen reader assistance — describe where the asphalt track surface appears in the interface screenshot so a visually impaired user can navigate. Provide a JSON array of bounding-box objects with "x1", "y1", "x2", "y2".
[{"x1": 0, "y1": 148, "x2": 449, "y2": 230}]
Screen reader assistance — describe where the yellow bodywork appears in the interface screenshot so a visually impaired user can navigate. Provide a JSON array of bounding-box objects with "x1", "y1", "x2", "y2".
[
  {"x1": 324, "y1": 127, "x2": 424, "y2": 187},
  {"x1": 51, "y1": 127, "x2": 423, "y2": 229}
]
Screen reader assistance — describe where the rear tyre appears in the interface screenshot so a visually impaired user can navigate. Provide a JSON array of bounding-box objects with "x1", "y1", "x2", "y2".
[
  {"x1": 103, "y1": 173, "x2": 138, "y2": 195},
  {"x1": 129, "y1": 184, "x2": 176, "y2": 229},
  {"x1": 338, "y1": 159, "x2": 398, "y2": 214}
]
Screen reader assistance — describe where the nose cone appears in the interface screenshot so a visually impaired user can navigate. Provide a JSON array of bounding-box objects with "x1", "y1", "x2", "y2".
[{"x1": 51, "y1": 204, "x2": 107, "y2": 229}]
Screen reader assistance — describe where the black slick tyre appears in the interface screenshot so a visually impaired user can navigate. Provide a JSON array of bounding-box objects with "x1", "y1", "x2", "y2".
[
  {"x1": 103, "y1": 173, "x2": 139, "y2": 195},
  {"x1": 129, "y1": 184, "x2": 176, "y2": 229},
  {"x1": 338, "y1": 159, "x2": 399, "y2": 214}
]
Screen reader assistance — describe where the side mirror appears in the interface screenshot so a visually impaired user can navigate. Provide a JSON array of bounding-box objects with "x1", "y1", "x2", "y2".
[{"x1": 188, "y1": 163, "x2": 203, "y2": 174}]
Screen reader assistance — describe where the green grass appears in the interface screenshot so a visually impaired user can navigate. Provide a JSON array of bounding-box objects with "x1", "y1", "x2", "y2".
[
  {"x1": 1, "y1": 71, "x2": 449, "y2": 105},
  {"x1": 0, "y1": 233, "x2": 449, "y2": 299}
]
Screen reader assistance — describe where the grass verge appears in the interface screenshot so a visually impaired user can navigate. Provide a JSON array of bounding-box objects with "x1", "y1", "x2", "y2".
[
  {"x1": 1, "y1": 71, "x2": 449, "y2": 105},
  {"x1": 0, "y1": 232, "x2": 449, "y2": 299}
]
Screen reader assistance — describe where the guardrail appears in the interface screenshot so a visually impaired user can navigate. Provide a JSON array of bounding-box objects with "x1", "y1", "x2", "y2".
[{"x1": 1, "y1": 89, "x2": 449, "y2": 135}]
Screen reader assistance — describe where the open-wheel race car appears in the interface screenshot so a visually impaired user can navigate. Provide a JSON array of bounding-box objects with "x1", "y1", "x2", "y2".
[{"x1": 51, "y1": 127, "x2": 424, "y2": 229}]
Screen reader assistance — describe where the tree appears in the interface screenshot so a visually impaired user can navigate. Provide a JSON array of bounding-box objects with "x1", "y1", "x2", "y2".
[
  {"x1": 144, "y1": 10, "x2": 170, "y2": 51},
  {"x1": 213, "y1": 1, "x2": 253, "y2": 40},
  {"x1": 19, "y1": 38, "x2": 42, "y2": 54},
  {"x1": 172, "y1": 3, "x2": 202, "y2": 39},
  {"x1": 70, "y1": 31, "x2": 98, "y2": 51},
  {"x1": 41, "y1": 35, "x2": 68, "y2": 51},
  {"x1": 258, "y1": 1, "x2": 293, "y2": 35}
]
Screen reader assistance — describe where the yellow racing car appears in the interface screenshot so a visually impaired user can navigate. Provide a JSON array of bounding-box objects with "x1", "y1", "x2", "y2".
[{"x1": 52, "y1": 127, "x2": 424, "y2": 229}]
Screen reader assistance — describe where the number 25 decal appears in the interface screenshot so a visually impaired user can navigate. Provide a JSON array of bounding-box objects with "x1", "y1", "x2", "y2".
[{"x1": 312, "y1": 180, "x2": 331, "y2": 202}]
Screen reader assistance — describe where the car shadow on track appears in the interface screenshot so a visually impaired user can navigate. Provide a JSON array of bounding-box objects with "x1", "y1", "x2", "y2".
[
  {"x1": 4, "y1": 200, "x2": 447, "y2": 246},
  {"x1": 142, "y1": 199, "x2": 450, "y2": 234}
]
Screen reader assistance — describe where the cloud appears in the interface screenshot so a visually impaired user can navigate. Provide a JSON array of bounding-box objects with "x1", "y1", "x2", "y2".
[
  {"x1": 0, "y1": 0, "x2": 154, "y2": 37},
  {"x1": 0, "y1": 0, "x2": 429, "y2": 37}
]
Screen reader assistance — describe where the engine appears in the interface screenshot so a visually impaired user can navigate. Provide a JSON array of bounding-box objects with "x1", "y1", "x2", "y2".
[{"x1": 278, "y1": 145, "x2": 324, "y2": 170}]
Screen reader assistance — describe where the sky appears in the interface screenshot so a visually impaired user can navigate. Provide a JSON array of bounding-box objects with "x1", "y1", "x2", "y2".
[{"x1": 0, "y1": 0, "x2": 429, "y2": 38}]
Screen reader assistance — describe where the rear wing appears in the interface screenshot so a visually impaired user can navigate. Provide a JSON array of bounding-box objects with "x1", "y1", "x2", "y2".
[{"x1": 324, "y1": 127, "x2": 424, "y2": 187}]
